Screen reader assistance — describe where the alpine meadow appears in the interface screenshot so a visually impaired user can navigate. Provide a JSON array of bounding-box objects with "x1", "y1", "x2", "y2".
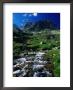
[{"x1": 13, "y1": 13, "x2": 60, "y2": 77}]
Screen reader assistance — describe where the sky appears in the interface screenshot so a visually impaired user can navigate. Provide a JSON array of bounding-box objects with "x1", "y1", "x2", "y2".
[{"x1": 13, "y1": 13, "x2": 60, "y2": 29}]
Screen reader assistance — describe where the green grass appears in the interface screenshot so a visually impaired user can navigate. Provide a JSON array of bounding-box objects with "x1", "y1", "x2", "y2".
[{"x1": 13, "y1": 30, "x2": 60, "y2": 76}]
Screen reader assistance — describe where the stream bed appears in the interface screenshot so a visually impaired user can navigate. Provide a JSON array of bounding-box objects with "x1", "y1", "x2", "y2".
[{"x1": 13, "y1": 52, "x2": 53, "y2": 77}]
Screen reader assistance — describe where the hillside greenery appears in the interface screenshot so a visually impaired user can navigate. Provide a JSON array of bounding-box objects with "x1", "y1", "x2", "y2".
[{"x1": 13, "y1": 23, "x2": 60, "y2": 77}]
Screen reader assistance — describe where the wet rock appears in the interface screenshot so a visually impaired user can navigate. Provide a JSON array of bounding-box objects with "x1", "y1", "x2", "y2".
[{"x1": 13, "y1": 51, "x2": 53, "y2": 77}]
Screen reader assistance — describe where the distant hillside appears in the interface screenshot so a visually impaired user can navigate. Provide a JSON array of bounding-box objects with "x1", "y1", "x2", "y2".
[
  {"x1": 13, "y1": 24, "x2": 33, "y2": 43},
  {"x1": 23, "y1": 20, "x2": 58, "y2": 32}
]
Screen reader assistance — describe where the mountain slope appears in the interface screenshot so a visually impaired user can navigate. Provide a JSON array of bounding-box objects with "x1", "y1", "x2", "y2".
[{"x1": 23, "y1": 20, "x2": 57, "y2": 32}]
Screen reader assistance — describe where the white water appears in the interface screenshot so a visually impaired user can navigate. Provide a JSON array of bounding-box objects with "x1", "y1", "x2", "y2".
[{"x1": 13, "y1": 52, "x2": 52, "y2": 77}]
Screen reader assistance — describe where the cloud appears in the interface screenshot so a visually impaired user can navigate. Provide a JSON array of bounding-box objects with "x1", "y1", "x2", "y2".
[
  {"x1": 29, "y1": 14, "x2": 32, "y2": 17},
  {"x1": 23, "y1": 14, "x2": 27, "y2": 17},
  {"x1": 33, "y1": 13, "x2": 37, "y2": 16}
]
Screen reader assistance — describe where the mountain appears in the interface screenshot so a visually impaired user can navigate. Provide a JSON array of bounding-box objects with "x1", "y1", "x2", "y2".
[
  {"x1": 13, "y1": 24, "x2": 21, "y2": 32},
  {"x1": 23, "y1": 20, "x2": 57, "y2": 32},
  {"x1": 13, "y1": 24, "x2": 33, "y2": 43}
]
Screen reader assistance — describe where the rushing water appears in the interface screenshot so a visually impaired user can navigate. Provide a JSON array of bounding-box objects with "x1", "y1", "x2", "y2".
[{"x1": 13, "y1": 52, "x2": 52, "y2": 77}]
